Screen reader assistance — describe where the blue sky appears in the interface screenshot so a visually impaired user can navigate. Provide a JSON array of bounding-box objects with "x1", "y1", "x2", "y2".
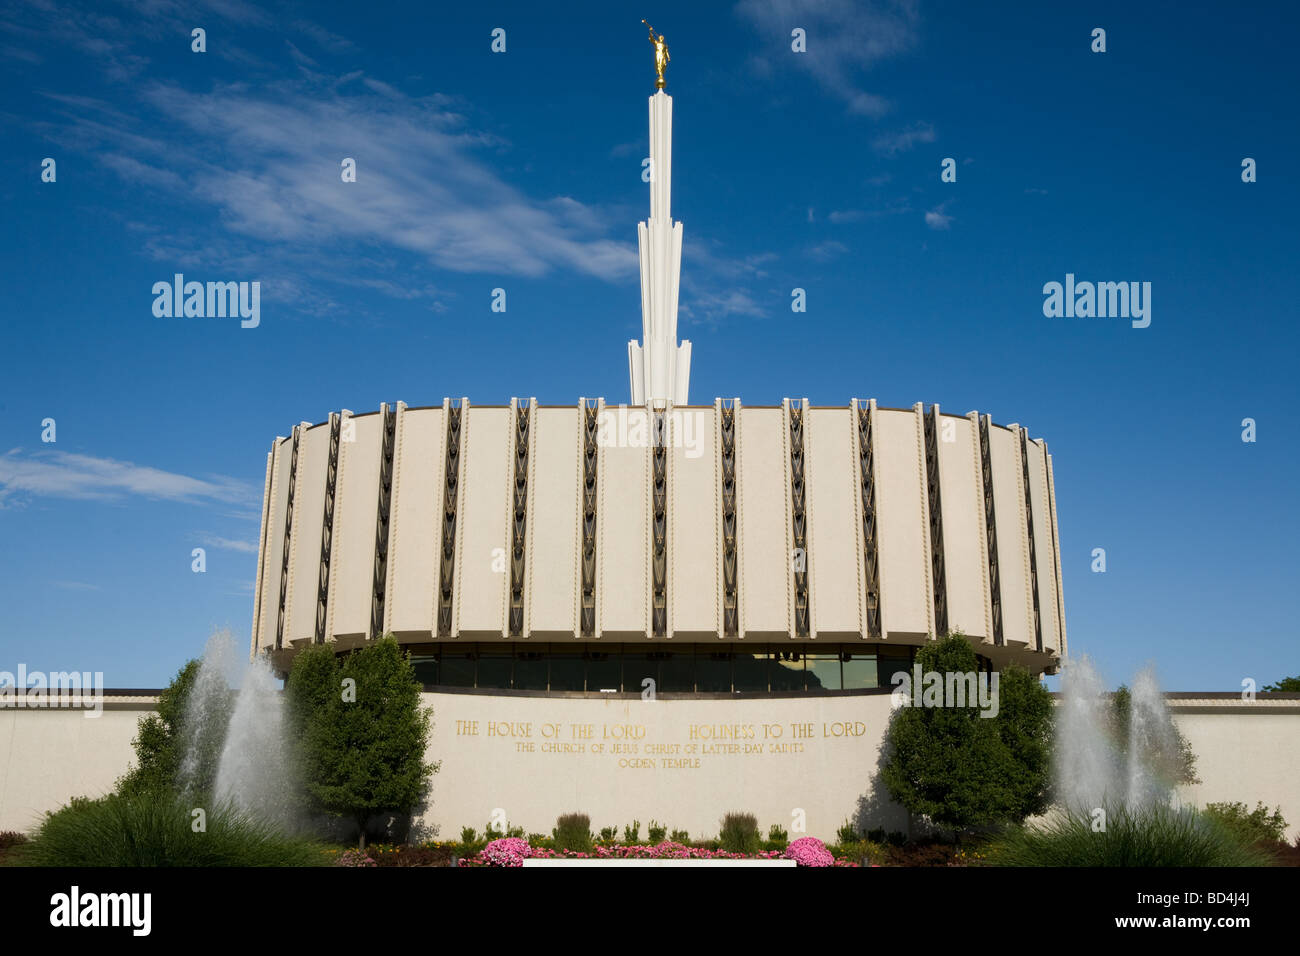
[{"x1": 1, "y1": 0, "x2": 1296, "y2": 690}]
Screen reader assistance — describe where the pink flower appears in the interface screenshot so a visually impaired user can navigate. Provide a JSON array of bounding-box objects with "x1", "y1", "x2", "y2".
[
  {"x1": 479, "y1": 837, "x2": 533, "y2": 867},
  {"x1": 783, "y1": 837, "x2": 835, "y2": 868}
]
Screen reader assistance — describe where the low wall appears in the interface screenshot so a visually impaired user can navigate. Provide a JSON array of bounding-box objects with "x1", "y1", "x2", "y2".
[
  {"x1": 2, "y1": 692, "x2": 1297, "y2": 844},
  {"x1": 419, "y1": 689, "x2": 907, "y2": 842},
  {"x1": 0, "y1": 697, "x2": 150, "y2": 833}
]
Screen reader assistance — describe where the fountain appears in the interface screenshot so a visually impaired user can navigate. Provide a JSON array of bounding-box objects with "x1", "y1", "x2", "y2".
[
  {"x1": 1055, "y1": 655, "x2": 1186, "y2": 815},
  {"x1": 179, "y1": 629, "x2": 298, "y2": 830}
]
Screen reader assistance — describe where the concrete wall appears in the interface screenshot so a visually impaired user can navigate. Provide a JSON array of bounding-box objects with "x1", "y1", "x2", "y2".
[
  {"x1": 3, "y1": 693, "x2": 1297, "y2": 844},
  {"x1": 0, "y1": 699, "x2": 152, "y2": 833}
]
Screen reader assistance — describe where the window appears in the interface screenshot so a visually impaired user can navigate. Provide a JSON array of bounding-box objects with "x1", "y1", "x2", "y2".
[
  {"x1": 806, "y1": 654, "x2": 842, "y2": 691},
  {"x1": 514, "y1": 650, "x2": 548, "y2": 690}
]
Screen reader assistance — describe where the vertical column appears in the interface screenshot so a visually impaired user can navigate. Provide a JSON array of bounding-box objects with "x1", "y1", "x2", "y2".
[
  {"x1": 923, "y1": 404, "x2": 949, "y2": 638},
  {"x1": 314, "y1": 411, "x2": 342, "y2": 644},
  {"x1": 788, "y1": 398, "x2": 810, "y2": 638},
  {"x1": 855, "y1": 400, "x2": 883, "y2": 641},
  {"x1": 508, "y1": 399, "x2": 532, "y2": 637},
  {"x1": 368, "y1": 403, "x2": 396, "y2": 640},
  {"x1": 437, "y1": 400, "x2": 465, "y2": 637},
  {"x1": 275, "y1": 426, "x2": 301, "y2": 650},
  {"x1": 579, "y1": 399, "x2": 600, "y2": 637},
  {"x1": 977, "y1": 414, "x2": 1004, "y2": 646},
  {"x1": 719, "y1": 399, "x2": 739, "y2": 638}
]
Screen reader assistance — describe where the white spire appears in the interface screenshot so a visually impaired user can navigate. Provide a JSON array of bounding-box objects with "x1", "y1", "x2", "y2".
[{"x1": 628, "y1": 90, "x2": 691, "y2": 406}]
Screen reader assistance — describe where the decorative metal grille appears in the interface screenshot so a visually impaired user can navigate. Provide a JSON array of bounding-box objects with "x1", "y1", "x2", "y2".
[
  {"x1": 437, "y1": 405, "x2": 462, "y2": 637},
  {"x1": 720, "y1": 402, "x2": 738, "y2": 637},
  {"x1": 508, "y1": 404, "x2": 530, "y2": 637},
  {"x1": 789, "y1": 403, "x2": 810, "y2": 637},
  {"x1": 580, "y1": 402, "x2": 599, "y2": 636},
  {"x1": 1020, "y1": 429, "x2": 1043, "y2": 653},
  {"x1": 314, "y1": 412, "x2": 341, "y2": 644},
  {"x1": 651, "y1": 408, "x2": 668, "y2": 637},
  {"x1": 856, "y1": 403, "x2": 882, "y2": 640},
  {"x1": 923, "y1": 406, "x2": 949, "y2": 637},
  {"x1": 275, "y1": 427, "x2": 300, "y2": 650},
  {"x1": 978, "y1": 415, "x2": 1004, "y2": 645},
  {"x1": 369, "y1": 404, "x2": 396, "y2": 640}
]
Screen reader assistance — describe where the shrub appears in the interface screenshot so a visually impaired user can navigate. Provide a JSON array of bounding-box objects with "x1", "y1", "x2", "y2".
[
  {"x1": 1202, "y1": 802, "x2": 1288, "y2": 847},
  {"x1": 623, "y1": 820, "x2": 641, "y2": 844},
  {"x1": 647, "y1": 820, "x2": 667, "y2": 843},
  {"x1": 881, "y1": 634, "x2": 1053, "y2": 832},
  {"x1": 836, "y1": 819, "x2": 860, "y2": 844},
  {"x1": 460, "y1": 826, "x2": 478, "y2": 843},
  {"x1": 988, "y1": 805, "x2": 1274, "y2": 867},
  {"x1": 484, "y1": 820, "x2": 503, "y2": 841},
  {"x1": 832, "y1": 839, "x2": 888, "y2": 866},
  {"x1": 784, "y1": 836, "x2": 834, "y2": 867},
  {"x1": 719, "y1": 812, "x2": 760, "y2": 854},
  {"x1": 23, "y1": 792, "x2": 327, "y2": 867},
  {"x1": 287, "y1": 637, "x2": 437, "y2": 850},
  {"x1": 669, "y1": 829, "x2": 691, "y2": 844},
  {"x1": 768, "y1": 823, "x2": 788, "y2": 843},
  {"x1": 0, "y1": 831, "x2": 28, "y2": 850},
  {"x1": 554, "y1": 813, "x2": 592, "y2": 853},
  {"x1": 598, "y1": 825, "x2": 618, "y2": 843}
]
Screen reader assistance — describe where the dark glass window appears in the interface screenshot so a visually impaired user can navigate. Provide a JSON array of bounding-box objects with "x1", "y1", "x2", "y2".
[
  {"x1": 408, "y1": 655, "x2": 439, "y2": 687},
  {"x1": 771, "y1": 650, "x2": 805, "y2": 692},
  {"x1": 806, "y1": 654, "x2": 841, "y2": 691},
  {"x1": 657, "y1": 651, "x2": 694, "y2": 693},
  {"x1": 585, "y1": 649, "x2": 621, "y2": 693},
  {"x1": 696, "y1": 651, "x2": 733, "y2": 693},
  {"x1": 878, "y1": 645, "x2": 913, "y2": 690},
  {"x1": 440, "y1": 648, "x2": 476, "y2": 687},
  {"x1": 548, "y1": 649, "x2": 584, "y2": 692},
  {"x1": 477, "y1": 649, "x2": 512, "y2": 689},
  {"x1": 622, "y1": 653, "x2": 654, "y2": 696},
  {"x1": 514, "y1": 650, "x2": 548, "y2": 690},
  {"x1": 732, "y1": 650, "x2": 769, "y2": 693}
]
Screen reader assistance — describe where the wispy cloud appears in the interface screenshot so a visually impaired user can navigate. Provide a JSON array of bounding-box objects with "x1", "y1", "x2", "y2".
[
  {"x1": 807, "y1": 239, "x2": 849, "y2": 261},
  {"x1": 735, "y1": 0, "x2": 919, "y2": 116},
  {"x1": 924, "y1": 202, "x2": 954, "y2": 230},
  {"x1": 197, "y1": 533, "x2": 259, "y2": 554},
  {"x1": 873, "y1": 122, "x2": 936, "y2": 156},
  {"x1": 0, "y1": 450, "x2": 256, "y2": 507}
]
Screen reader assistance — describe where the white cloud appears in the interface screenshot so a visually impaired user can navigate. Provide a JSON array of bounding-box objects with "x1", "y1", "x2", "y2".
[
  {"x1": 873, "y1": 122, "x2": 936, "y2": 156},
  {"x1": 924, "y1": 202, "x2": 953, "y2": 230},
  {"x1": 808, "y1": 239, "x2": 849, "y2": 261},
  {"x1": 735, "y1": 0, "x2": 919, "y2": 115},
  {"x1": 0, "y1": 450, "x2": 256, "y2": 507},
  {"x1": 197, "y1": 534, "x2": 259, "y2": 554}
]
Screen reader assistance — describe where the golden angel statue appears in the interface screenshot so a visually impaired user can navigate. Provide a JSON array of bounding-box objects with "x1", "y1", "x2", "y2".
[{"x1": 642, "y1": 20, "x2": 670, "y2": 89}]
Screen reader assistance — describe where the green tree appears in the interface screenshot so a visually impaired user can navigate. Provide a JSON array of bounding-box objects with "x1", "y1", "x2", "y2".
[
  {"x1": 880, "y1": 634, "x2": 1054, "y2": 834},
  {"x1": 1262, "y1": 675, "x2": 1300, "y2": 693},
  {"x1": 1108, "y1": 685, "x2": 1199, "y2": 786},
  {"x1": 117, "y1": 657, "x2": 233, "y2": 799},
  {"x1": 118, "y1": 660, "x2": 192, "y2": 796},
  {"x1": 288, "y1": 637, "x2": 436, "y2": 848}
]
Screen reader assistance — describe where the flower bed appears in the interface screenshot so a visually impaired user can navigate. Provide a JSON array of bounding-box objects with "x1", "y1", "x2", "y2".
[{"x1": 459, "y1": 837, "x2": 861, "y2": 867}]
